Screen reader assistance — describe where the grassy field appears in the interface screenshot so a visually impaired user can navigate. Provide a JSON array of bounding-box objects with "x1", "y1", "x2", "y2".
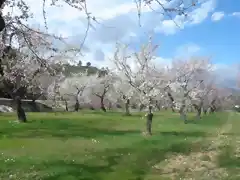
[{"x1": 0, "y1": 111, "x2": 239, "y2": 180}]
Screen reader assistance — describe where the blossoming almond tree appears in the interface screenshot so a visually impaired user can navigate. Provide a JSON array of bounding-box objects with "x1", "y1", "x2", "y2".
[
  {"x1": 110, "y1": 76, "x2": 136, "y2": 115},
  {"x1": 113, "y1": 37, "x2": 167, "y2": 135},
  {"x1": 50, "y1": 77, "x2": 70, "y2": 112},
  {"x1": 47, "y1": 71, "x2": 65, "y2": 111},
  {"x1": 169, "y1": 57, "x2": 213, "y2": 122},
  {"x1": 26, "y1": 71, "x2": 55, "y2": 111},
  {"x1": 208, "y1": 87, "x2": 235, "y2": 112},
  {"x1": 0, "y1": 0, "x2": 79, "y2": 120},
  {"x1": 1, "y1": 50, "x2": 64, "y2": 121},
  {"x1": 89, "y1": 71, "x2": 116, "y2": 112},
  {"x1": 58, "y1": 70, "x2": 93, "y2": 111},
  {"x1": 190, "y1": 75, "x2": 216, "y2": 116}
]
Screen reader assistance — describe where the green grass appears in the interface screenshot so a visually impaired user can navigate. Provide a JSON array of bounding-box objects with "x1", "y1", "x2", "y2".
[
  {"x1": 0, "y1": 111, "x2": 236, "y2": 180},
  {"x1": 217, "y1": 112, "x2": 240, "y2": 180}
]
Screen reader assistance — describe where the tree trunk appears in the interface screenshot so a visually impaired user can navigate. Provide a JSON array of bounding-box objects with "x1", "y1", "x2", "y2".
[
  {"x1": 203, "y1": 108, "x2": 207, "y2": 115},
  {"x1": 155, "y1": 101, "x2": 161, "y2": 111},
  {"x1": 74, "y1": 99, "x2": 79, "y2": 112},
  {"x1": 125, "y1": 99, "x2": 130, "y2": 115},
  {"x1": 197, "y1": 101, "x2": 203, "y2": 119},
  {"x1": 16, "y1": 96, "x2": 27, "y2": 122},
  {"x1": 108, "y1": 102, "x2": 112, "y2": 110},
  {"x1": 100, "y1": 97, "x2": 106, "y2": 112},
  {"x1": 0, "y1": 14, "x2": 5, "y2": 32},
  {"x1": 167, "y1": 92, "x2": 175, "y2": 112},
  {"x1": 179, "y1": 101, "x2": 187, "y2": 123},
  {"x1": 139, "y1": 104, "x2": 144, "y2": 111},
  {"x1": 193, "y1": 104, "x2": 202, "y2": 120},
  {"x1": 209, "y1": 99, "x2": 216, "y2": 114},
  {"x1": 146, "y1": 105, "x2": 153, "y2": 135},
  {"x1": 196, "y1": 107, "x2": 202, "y2": 120},
  {"x1": 209, "y1": 106, "x2": 216, "y2": 113},
  {"x1": 191, "y1": 106, "x2": 194, "y2": 112},
  {"x1": 64, "y1": 100, "x2": 68, "y2": 111}
]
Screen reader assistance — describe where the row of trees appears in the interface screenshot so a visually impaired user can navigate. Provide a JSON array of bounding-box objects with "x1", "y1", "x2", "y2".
[
  {"x1": 0, "y1": 0, "x2": 238, "y2": 135},
  {"x1": 46, "y1": 37, "x2": 236, "y2": 135},
  {"x1": 0, "y1": 33, "x2": 237, "y2": 133}
]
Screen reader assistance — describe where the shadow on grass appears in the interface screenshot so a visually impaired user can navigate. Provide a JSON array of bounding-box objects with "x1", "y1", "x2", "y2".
[
  {"x1": 0, "y1": 117, "x2": 211, "y2": 140},
  {"x1": 0, "y1": 126, "x2": 141, "y2": 139},
  {"x1": 221, "y1": 132, "x2": 240, "y2": 136},
  {"x1": 39, "y1": 139, "x2": 203, "y2": 180},
  {"x1": 159, "y1": 131, "x2": 206, "y2": 137},
  {"x1": 1, "y1": 126, "x2": 209, "y2": 140},
  {"x1": 183, "y1": 114, "x2": 228, "y2": 126},
  {"x1": 0, "y1": 117, "x2": 141, "y2": 139},
  {"x1": 41, "y1": 161, "x2": 111, "y2": 180}
]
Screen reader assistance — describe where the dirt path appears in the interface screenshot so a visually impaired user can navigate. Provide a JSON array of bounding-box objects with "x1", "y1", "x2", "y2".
[
  {"x1": 152, "y1": 112, "x2": 235, "y2": 180},
  {"x1": 221, "y1": 112, "x2": 240, "y2": 179},
  {"x1": 232, "y1": 113, "x2": 240, "y2": 155}
]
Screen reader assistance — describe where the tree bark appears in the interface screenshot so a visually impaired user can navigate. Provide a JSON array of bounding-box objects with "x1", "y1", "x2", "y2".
[
  {"x1": 155, "y1": 101, "x2": 161, "y2": 111},
  {"x1": 209, "y1": 106, "x2": 216, "y2": 113},
  {"x1": 193, "y1": 104, "x2": 202, "y2": 120},
  {"x1": 146, "y1": 105, "x2": 153, "y2": 135},
  {"x1": 16, "y1": 96, "x2": 27, "y2": 122},
  {"x1": 74, "y1": 99, "x2": 80, "y2": 111},
  {"x1": 203, "y1": 108, "x2": 207, "y2": 115},
  {"x1": 0, "y1": 14, "x2": 5, "y2": 32},
  {"x1": 124, "y1": 99, "x2": 130, "y2": 115},
  {"x1": 0, "y1": 0, "x2": 6, "y2": 9},
  {"x1": 64, "y1": 100, "x2": 68, "y2": 111},
  {"x1": 209, "y1": 99, "x2": 216, "y2": 113},
  {"x1": 196, "y1": 107, "x2": 202, "y2": 120},
  {"x1": 179, "y1": 99, "x2": 187, "y2": 123},
  {"x1": 167, "y1": 92, "x2": 175, "y2": 112},
  {"x1": 100, "y1": 97, "x2": 106, "y2": 112},
  {"x1": 108, "y1": 102, "x2": 112, "y2": 110},
  {"x1": 139, "y1": 104, "x2": 144, "y2": 111}
]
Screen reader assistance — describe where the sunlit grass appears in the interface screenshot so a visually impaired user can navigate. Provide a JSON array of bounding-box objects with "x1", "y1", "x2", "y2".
[{"x1": 0, "y1": 110, "x2": 236, "y2": 180}]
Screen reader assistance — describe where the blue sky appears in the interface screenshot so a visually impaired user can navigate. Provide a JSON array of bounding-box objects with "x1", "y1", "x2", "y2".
[
  {"x1": 5, "y1": 0, "x2": 239, "y2": 87},
  {"x1": 16, "y1": 0, "x2": 239, "y2": 66},
  {"x1": 154, "y1": 0, "x2": 240, "y2": 64}
]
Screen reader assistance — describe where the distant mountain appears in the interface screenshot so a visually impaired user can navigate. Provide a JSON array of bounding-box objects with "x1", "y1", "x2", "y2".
[
  {"x1": 215, "y1": 78, "x2": 240, "y2": 92},
  {"x1": 213, "y1": 65, "x2": 239, "y2": 91}
]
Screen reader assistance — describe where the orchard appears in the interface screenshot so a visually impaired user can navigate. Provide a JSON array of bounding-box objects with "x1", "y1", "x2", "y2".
[{"x1": 0, "y1": 0, "x2": 240, "y2": 179}]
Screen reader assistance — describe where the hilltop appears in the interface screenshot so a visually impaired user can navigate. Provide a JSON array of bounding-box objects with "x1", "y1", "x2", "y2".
[{"x1": 63, "y1": 64, "x2": 101, "y2": 76}]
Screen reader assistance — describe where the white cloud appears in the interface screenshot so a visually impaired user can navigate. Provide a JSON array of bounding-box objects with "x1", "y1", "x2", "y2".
[
  {"x1": 155, "y1": 0, "x2": 216, "y2": 35},
  {"x1": 211, "y1": 11, "x2": 225, "y2": 21},
  {"x1": 4, "y1": 0, "x2": 216, "y2": 38},
  {"x1": 155, "y1": 15, "x2": 185, "y2": 35},
  {"x1": 2, "y1": 0, "x2": 216, "y2": 68},
  {"x1": 175, "y1": 43, "x2": 201, "y2": 57},
  {"x1": 231, "y1": 12, "x2": 240, "y2": 18},
  {"x1": 187, "y1": 0, "x2": 216, "y2": 24}
]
